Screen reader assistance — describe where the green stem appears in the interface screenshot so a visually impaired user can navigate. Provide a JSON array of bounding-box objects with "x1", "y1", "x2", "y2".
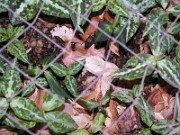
[{"x1": 111, "y1": 14, "x2": 120, "y2": 30}]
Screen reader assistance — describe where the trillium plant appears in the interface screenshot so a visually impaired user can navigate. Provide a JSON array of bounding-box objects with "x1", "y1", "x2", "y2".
[{"x1": 0, "y1": 0, "x2": 179, "y2": 134}]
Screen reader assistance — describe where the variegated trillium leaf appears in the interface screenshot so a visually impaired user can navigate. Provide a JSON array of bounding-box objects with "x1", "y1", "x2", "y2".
[
  {"x1": 64, "y1": 76, "x2": 77, "y2": 97},
  {"x1": 3, "y1": 111, "x2": 36, "y2": 129},
  {"x1": 42, "y1": 91, "x2": 65, "y2": 112},
  {"x1": 118, "y1": 15, "x2": 140, "y2": 42},
  {"x1": 112, "y1": 90, "x2": 133, "y2": 103},
  {"x1": 155, "y1": 0, "x2": 169, "y2": 9},
  {"x1": 68, "y1": 129, "x2": 90, "y2": 135},
  {"x1": 0, "y1": 98, "x2": 9, "y2": 119},
  {"x1": 143, "y1": 7, "x2": 168, "y2": 37},
  {"x1": 8, "y1": 0, "x2": 41, "y2": 25},
  {"x1": 7, "y1": 40, "x2": 30, "y2": 64},
  {"x1": 68, "y1": 0, "x2": 92, "y2": 33},
  {"x1": 113, "y1": 54, "x2": 155, "y2": 79},
  {"x1": 91, "y1": 112, "x2": 105, "y2": 133},
  {"x1": 149, "y1": 25, "x2": 173, "y2": 55},
  {"x1": 42, "y1": 0, "x2": 70, "y2": 18},
  {"x1": 44, "y1": 111, "x2": 78, "y2": 134},
  {"x1": 140, "y1": 128, "x2": 151, "y2": 135},
  {"x1": 175, "y1": 93, "x2": 180, "y2": 122},
  {"x1": 36, "y1": 77, "x2": 48, "y2": 87},
  {"x1": 79, "y1": 98, "x2": 99, "y2": 110},
  {"x1": 50, "y1": 63, "x2": 67, "y2": 77},
  {"x1": 0, "y1": 62, "x2": 21, "y2": 98},
  {"x1": 151, "y1": 120, "x2": 172, "y2": 134},
  {"x1": 0, "y1": 58, "x2": 5, "y2": 74},
  {"x1": 10, "y1": 97, "x2": 45, "y2": 122},
  {"x1": 21, "y1": 82, "x2": 35, "y2": 97},
  {"x1": 157, "y1": 58, "x2": 180, "y2": 88},
  {"x1": 166, "y1": 4, "x2": 180, "y2": 17},
  {"x1": 91, "y1": 0, "x2": 106, "y2": 12},
  {"x1": 0, "y1": 0, "x2": 9, "y2": 13},
  {"x1": 68, "y1": 60, "x2": 84, "y2": 75},
  {"x1": 135, "y1": 96, "x2": 154, "y2": 127},
  {"x1": 167, "y1": 22, "x2": 180, "y2": 35}
]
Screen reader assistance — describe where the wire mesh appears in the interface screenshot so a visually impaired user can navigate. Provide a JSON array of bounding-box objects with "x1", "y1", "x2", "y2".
[{"x1": 0, "y1": 0, "x2": 179, "y2": 134}]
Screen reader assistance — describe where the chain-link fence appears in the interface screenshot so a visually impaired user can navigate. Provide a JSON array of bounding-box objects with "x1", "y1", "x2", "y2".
[{"x1": 0, "y1": 0, "x2": 180, "y2": 135}]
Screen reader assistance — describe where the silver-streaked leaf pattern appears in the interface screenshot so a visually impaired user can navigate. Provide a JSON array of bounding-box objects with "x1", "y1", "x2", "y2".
[
  {"x1": 42, "y1": 91, "x2": 65, "y2": 112},
  {"x1": 3, "y1": 111, "x2": 36, "y2": 129},
  {"x1": 113, "y1": 54, "x2": 155, "y2": 79},
  {"x1": 44, "y1": 111, "x2": 78, "y2": 134},
  {"x1": 155, "y1": 0, "x2": 169, "y2": 9},
  {"x1": 143, "y1": 7, "x2": 168, "y2": 37},
  {"x1": 50, "y1": 63, "x2": 67, "y2": 77},
  {"x1": 139, "y1": 128, "x2": 151, "y2": 135},
  {"x1": 7, "y1": 40, "x2": 30, "y2": 64},
  {"x1": 68, "y1": 0, "x2": 92, "y2": 33},
  {"x1": 0, "y1": 0, "x2": 9, "y2": 13},
  {"x1": 36, "y1": 77, "x2": 48, "y2": 87},
  {"x1": 21, "y1": 82, "x2": 35, "y2": 97},
  {"x1": 10, "y1": 97, "x2": 45, "y2": 122},
  {"x1": 78, "y1": 98, "x2": 99, "y2": 110},
  {"x1": 108, "y1": 0, "x2": 130, "y2": 17},
  {"x1": 166, "y1": 4, "x2": 180, "y2": 17},
  {"x1": 64, "y1": 76, "x2": 77, "y2": 97},
  {"x1": 8, "y1": 0, "x2": 41, "y2": 25},
  {"x1": 101, "y1": 90, "x2": 111, "y2": 106},
  {"x1": 112, "y1": 90, "x2": 133, "y2": 103},
  {"x1": 135, "y1": 96, "x2": 154, "y2": 127},
  {"x1": 68, "y1": 129, "x2": 90, "y2": 135},
  {"x1": 0, "y1": 64, "x2": 21, "y2": 98},
  {"x1": 157, "y1": 58, "x2": 180, "y2": 88},
  {"x1": 0, "y1": 58, "x2": 5, "y2": 74},
  {"x1": 168, "y1": 22, "x2": 180, "y2": 35},
  {"x1": 151, "y1": 120, "x2": 172, "y2": 134},
  {"x1": 92, "y1": 0, "x2": 106, "y2": 12},
  {"x1": 42, "y1": 0, "x2": 70, "y2": 18},
  {"x1": 68, "y1": 60, "x2": 84, "y2": 75},
  {"x1": 175, "y1": 95, "x2": 180, "y2": 122},
  {"x1": 91, "y1": 112, "x2": 105, "y2": 133},
  {"x1": 136, "y1": 0, "x2": 156, "y2": 13},
  {"x1": 0, "y1": 98, "x2": 9, "y2": 119}
]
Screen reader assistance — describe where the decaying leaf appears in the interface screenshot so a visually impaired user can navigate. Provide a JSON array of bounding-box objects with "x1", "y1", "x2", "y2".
[{"x1": 63, "y1": 44, "x2": 105, "y2": 67}]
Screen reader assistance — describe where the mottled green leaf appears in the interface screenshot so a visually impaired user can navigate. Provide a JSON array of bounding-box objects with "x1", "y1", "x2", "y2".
[
  {"x1": 101, "y1": 90, "x2": 111, "y2": 106},
  {"x1": 10, "y1": 97, "x2": 45, "y2": 122},
  {"x1": 6, "y1": 24, "x2": 24, "y2": 39},
  {"x1": 167, "y1": 4, "x2": 180, "y2": 16},
  {"x1": 42, "y1": 0, "x2": 70, "y2": 18},
  {"x1": 151, "y1": 120, "x2": 171, "y2": 134},
  {"x1": 44, "y1": 70, "x2": 70, "y2": 98},
  {"x1": 21, "y1": 82, "x2": 35, "y2": 97},
  {"x1": 0, "y1": 26, "x2": 8, "y2": 42},
  {"x1": 113, "y1": 26, "x2": 126, "y2": 45},
  {"x1": 156, "y1": 0, "x2": 169, "y2": 9},
  {"x1": 25, "y1": 65, "x2": 41, "y2": 76},
  {"x1": 149, "y1": 25, "x2": 173, "y2": 55},
  {"x1": 132, "y1": 84, "x2": 141, "y2": 97},
  {"x1": 135, "y1": 96, "x2": 154, "y2": 127},
  {"x1": 7, "y1": 40, "x2": 30, "y2": 64},
  {"x1": 118, "y1": 15, "x2": 140, "y2": 42},
  {"x1": 68, "y1": 0, "x2": 92, "y2": 32},
  {"x1": 9, "y1": 0, "x2": 41, "y2": 25},
  {"x1": 108, "y1": 0, "x2": 130, "y2": 17},
  {"x1": 95, "y1": 21, "x2": 113, "y2": 43},
  {"x1": 136, "y1": 0, "x2": 156, "y2": 13},
  {"x1": 168, "y1": 23, "x2": 180, "y2": 35},
  {"x1": 36, "y1": 77, "x2": 48, "y2": 87},
  {"x1": 175, "y1": 94, "x2": 180, "y2": 122},
  {"x1": 42, "y1": 91, "x2": 64, "y2": 111},
  {"x1": 112, "y1": 90, "x2": 133, "y2": 103},
  {"x1": 68, "y1": 129, "x2": 90, "y2": 135},
  {"x1": 157, "y1": 58, "x2": 180, "y2": 88},
  {"x1": 140, "y1": 128, "x2": 151, "y2": 135},
  {"x1": 0, "y1": 62, "x2": 21, "y2": 98},
  {"x1": 113, "y1": 54, "x2": 155, "y2": 79},
  {"x1": 143, "y1": 8, "x2": 168, "y2": 36},
  {"x1": 175, "y1": 46, "x2": 180, "y2": 63},
  {"x1": 68, "y1": 60, "x2": 84, "y2": 75},
  {"x1": 64, "y1": 76, "x2": 77, "y2": 97},
  {"x1": 91, "y1": 112, "x2": 105, "y2": 133},
  {"x1": 78, "y1": 98, "x2": 99, "y2": 110},
  {"x1": 50, "y1": 63, "x2": 67, "y2": 77},
  {"x1": 92, "y1": 0, "x2": 106, "y2": 12},
  {"x1": 0, "y1": 98, "x2": 9, "y2": 119},
  {"x1": 40, "y1": 54, "x2": 55, "y2": 67},
  {"x1": 3, "y1": 111, "x2": 36, "y2": 129},
  {"x1": 0, "y1": 0, "x2": 9, "y2": 13},
  {"x1": 44, "y1": 111, "x2": 78, "y2": 134},
  {"x1": 0, "y1": 58, "x2": 5, "y2": 74}
]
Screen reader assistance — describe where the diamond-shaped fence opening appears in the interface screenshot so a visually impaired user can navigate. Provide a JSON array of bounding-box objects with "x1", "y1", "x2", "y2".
[{"x1": 0, "y1": 0, "x2": 179, "y2": 135}]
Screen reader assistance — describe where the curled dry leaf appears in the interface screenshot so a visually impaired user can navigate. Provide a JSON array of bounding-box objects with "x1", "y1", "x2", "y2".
[
  {"x1": 146, "y1": 84, "x2": 175, "y2": 120},
  {"x1": 63, "y1": 44, "x2": 105, "y2": 67},
  {"x1": 51, "y1": 25, "x2": 74, "y2": 42},
  {"x1": 36, "y1": 130, "x2": 51, "y2": 135}
]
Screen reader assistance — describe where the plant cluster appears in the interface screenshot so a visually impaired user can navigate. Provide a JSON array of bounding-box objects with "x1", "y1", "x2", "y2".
[{"x1": 0, "y1": 0, "x2": 179, "y2": 134}]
